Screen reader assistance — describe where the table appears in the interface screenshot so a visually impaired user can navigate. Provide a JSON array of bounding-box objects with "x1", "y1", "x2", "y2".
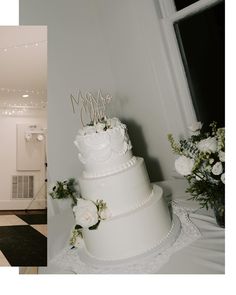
[
  {"x1": 157, "y1": 180, "x2": 225, "y2": 274},
  {"x1": 39, "y1": 179, "x2": 225, "y2": 274}
]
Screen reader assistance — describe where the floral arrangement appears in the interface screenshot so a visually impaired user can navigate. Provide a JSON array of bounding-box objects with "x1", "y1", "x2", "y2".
[
  {"x1": 70, "y1": 198, "x2": 111, "y2": 247},
  {"x1": 78, "y1": 117, "x2": 120, "y2": 135},
  {"x1": 49, "y1": 178, "x2": 111, "y2": 247},
  {"x1": 168, "y1": 122, "x2": 225, "y2": 222}
]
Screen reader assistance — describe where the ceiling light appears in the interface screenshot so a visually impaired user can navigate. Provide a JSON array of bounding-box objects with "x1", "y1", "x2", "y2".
[{"x1": 22, "y1": 94, "x2": 29, "y2": 98}]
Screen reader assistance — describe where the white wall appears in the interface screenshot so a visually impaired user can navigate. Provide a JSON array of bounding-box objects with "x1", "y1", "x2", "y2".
[
  {"x1": 0, "y1": 112, "x2": 46, "y2": 209},
  {"x1": 19, "y1": 0, "x2": 197, "y2": 261},
  {"x1": 20, "y1": 0, "x2": 193, "y2": 185},
  {"x1": 96, "y1": 0, "x2": 197, "y2": 181},
  {"x1": 21, "y1": 0, "x2": 116, "y2": 184}
]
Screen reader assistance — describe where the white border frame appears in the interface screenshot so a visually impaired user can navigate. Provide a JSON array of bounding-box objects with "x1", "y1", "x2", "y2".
[{"x1": 0, "y1": 0, "x2": 19, "y2": 25}]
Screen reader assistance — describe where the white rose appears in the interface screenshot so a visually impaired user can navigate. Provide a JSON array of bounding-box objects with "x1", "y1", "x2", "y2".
[
  {"x1": 83, "y1": 125, "x2": 96, "y2": 135},
  {"x1": 219, "y1": 151, "x2": 225, "y2": 162},
  {"x1": 95, "y1": 122, "x2": 106, "y2": 132},
  {"x1": 197, "y1": 137, "x2": 217, "y2": 153},
  {"x1": 221, "y1": 173, "x2": 225, "y2": 184},
  {"x1": 99, "y1": 208, "x2": 112, "y2": 220},
  {"x1": 212, "y1": 162, "x2": 223, "y2": 175},
  {"x1": 107, "y1": 117, "x2": 119, "y2": 128},
  {"x1": 175, "y1": 155, "x2": 194, "y2": 176},
  {"x1": 73, "y1": 199, "x2": 98, "y2": 228},
  {"x1": 77, "y1": 126, "x2": 96, "y2": 136},
  {"x1": 188, "y1": 121, "x2": 203, "y2": 135},
  {"x1": 209, "y1": 158, "x2": 214, "y2": 164}
]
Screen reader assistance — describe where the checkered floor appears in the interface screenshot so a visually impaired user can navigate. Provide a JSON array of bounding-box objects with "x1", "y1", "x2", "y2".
[{"x1": 0, "y1": 211, "x2": 47, "y2": 266}]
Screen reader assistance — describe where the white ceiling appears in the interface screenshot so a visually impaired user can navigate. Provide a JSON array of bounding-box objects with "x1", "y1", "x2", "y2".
[{"x1": 0, "y1": 26, "x2": 47, "y2": 109}]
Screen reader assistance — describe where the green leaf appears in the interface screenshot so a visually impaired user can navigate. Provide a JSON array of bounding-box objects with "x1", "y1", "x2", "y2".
[{"x1": 75, "y1": 224, "x2": 83, "y2": 230}]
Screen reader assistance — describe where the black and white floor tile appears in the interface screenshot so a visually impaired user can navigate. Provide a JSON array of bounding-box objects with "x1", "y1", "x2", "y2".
[{"x1": 0, "y1": 211, "x2": 47, "y2": 266}]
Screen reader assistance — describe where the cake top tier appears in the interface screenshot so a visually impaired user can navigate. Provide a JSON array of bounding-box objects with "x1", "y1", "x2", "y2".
[{"x1": 74, "y1": 118, "x2": 135, "y2": 177}]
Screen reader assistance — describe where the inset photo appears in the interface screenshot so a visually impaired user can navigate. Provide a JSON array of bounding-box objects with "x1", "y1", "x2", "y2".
[
  {"x1": 19, "y1": 0, "x2": 224, "y2": 275},
  {"x1": 0, "y1": 26, "x2": 47, "y2": 267}
]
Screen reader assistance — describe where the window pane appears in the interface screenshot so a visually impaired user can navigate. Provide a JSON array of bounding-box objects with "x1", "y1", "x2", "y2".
[
  {"x1": 174, "y1": 2, "x2": 225, "y2": 128},
  {"x1": 174, "y1": 0, "x2": 199, "y2": 11}
]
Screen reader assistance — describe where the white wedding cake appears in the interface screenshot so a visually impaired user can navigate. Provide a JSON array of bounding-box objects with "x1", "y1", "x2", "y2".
[{"x1": 73, "y1": 117, "x2": 173, "y2": 261}]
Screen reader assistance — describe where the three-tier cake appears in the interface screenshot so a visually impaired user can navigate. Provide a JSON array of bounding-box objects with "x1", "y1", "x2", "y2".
[{"x1": 74, "y1": 117, "x2": 173, "y2": 261}]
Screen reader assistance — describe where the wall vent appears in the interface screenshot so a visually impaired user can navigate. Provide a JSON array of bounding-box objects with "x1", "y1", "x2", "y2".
[{"x1": 12, "y1": 175, "x2": 34, "y2": 199}]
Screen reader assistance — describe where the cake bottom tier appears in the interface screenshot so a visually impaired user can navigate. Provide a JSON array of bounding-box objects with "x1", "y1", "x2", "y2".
[{"x1": 82, "y1": 184, "x2": 172, "y2": 261}]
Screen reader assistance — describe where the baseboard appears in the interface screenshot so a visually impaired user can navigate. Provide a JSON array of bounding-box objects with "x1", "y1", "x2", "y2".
[{"x1": 0, "y1": 199, "x2": 46, "y2": 210}]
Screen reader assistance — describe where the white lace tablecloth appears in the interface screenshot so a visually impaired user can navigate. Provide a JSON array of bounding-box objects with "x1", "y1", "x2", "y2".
[
  {"x1": 44, "y1": 202, "x2": 200, "y2": 274},
  {"x1": 40, "y1": 179, "x2": 225, "y2": 274}
]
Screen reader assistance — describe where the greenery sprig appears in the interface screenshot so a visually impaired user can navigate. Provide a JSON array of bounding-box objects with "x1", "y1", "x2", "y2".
[
  {"x1": 49, "y1": 178, "x2": 79, "y2": 206},
  {"x1": 49, "y1": 178, "x2": 110, "y2": 247},
  {"x1": 168, "y1": 121, "x2": 225, "y2": 213}
]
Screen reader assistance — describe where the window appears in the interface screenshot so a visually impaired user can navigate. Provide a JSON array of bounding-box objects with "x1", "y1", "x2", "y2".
[
  {"x1": 158, "y1": 0, "x2": 225, "y2": 128},
  {"x1": 174, "y1": 0, "x2": 199, "y2": 11},
  {"x1": 174, "y1": 1, "x2": 225, "y2": 128}
]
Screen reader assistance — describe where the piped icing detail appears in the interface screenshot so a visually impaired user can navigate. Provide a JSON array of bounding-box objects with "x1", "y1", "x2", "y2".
[
  {"x1": 83, "y1": 156, "x2": 136, "y2": 178},
  {"x1": 105, "y1": 188, "x2": 154, "y2": 219}
]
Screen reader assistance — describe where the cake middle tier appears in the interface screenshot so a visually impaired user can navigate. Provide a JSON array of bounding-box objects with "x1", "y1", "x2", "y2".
[{"x1": 78, "y1": 157, "x2": 152, "y2": 216}]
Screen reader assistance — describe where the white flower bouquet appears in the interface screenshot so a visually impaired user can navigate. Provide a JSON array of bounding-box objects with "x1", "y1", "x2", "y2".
[
  {"x1": 71, "y1": 198, "x2": 111, "y2": 247},
  {"x1": 50, "y1": 178, "x2": 111, "y2": 246},
  {"x1": 168, "y1": 122, "x2": 225, "y2": 225}
]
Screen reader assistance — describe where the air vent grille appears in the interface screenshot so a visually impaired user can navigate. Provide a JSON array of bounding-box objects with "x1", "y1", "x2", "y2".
[{"x1": 12, "y1": 175, "x2": 34, "y2": 199}]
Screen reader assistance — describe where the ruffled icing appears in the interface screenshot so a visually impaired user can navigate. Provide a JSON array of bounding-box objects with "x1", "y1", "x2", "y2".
[{"x1": 74, "y1": 118, "x2": 132, "y2": 166}]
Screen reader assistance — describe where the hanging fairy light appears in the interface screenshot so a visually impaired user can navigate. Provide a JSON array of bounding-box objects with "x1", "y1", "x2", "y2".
[
  {"x1": 0, "y1": 101, "x2": 47, "y2": 116},
  {"x1": 0, "y1": 87, "x2": 46, "y2": 96},
  {"x1": 0, "y1": 39, "x2": 47, "y2": 117},
  {"x1": 0, "y1": 40, "x2": 47, "y2": 53}
]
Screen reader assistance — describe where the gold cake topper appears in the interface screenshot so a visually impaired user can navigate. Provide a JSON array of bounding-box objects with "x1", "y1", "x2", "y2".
[{"x1": 70, "y1": 90, "x2": 112, "y2": 126}]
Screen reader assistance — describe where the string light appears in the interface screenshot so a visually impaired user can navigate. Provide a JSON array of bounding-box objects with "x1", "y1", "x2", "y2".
[
  {"x1": 0, "y1": 104, "x2": 47, "y2": 116},
  {"x1": 0, "y1": 99, "x2": 47, "y2": 115},
  {"x1": 0, "y1": 87, "x2": 46, "y2": 95},
  {"x1": 1, "y1": 108, "x2": 25, "y2": 116},
  {"x1": 0, "y1": 40, "x2": 47, "y2": 53},
  {"x1": 0, "y1": 101, "x2": 47, "y2": 108}
]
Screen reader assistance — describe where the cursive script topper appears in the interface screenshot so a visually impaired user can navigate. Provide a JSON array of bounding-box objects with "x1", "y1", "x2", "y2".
[{"x1": 70, "y1": 90, "x2": 112, "y2": 126}]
